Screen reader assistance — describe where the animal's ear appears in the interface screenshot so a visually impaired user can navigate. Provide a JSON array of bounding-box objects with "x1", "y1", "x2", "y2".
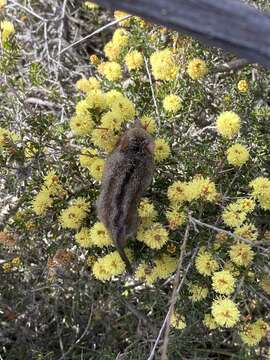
[
  {"x1": 134, "y1": 117, "x2": 143, "y2": 128},
  {"x1": 119, "y1": 133, "x2": 129, "y2": 150}
]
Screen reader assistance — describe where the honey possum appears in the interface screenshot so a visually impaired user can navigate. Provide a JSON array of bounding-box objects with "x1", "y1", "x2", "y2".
[{"x1": 96, "y1": 121, "x2": 155, "y2": 273}]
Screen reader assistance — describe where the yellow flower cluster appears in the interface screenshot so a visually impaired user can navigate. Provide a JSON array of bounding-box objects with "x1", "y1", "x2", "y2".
[
  {"x1": 229, "y1": 242, "x2": 255, "y2": 267},
  {"x1": 0, "y1": 127, "x2": 19, "y2": 148},
  {"x1": 32, "y1": 171, "x2": 66, "y2": 215},
  {"x1": 234, "y1": 222, "x2": 258, "y2": 241},
  {"x1": 75, "y1": 77, "x2": 100, "y2": 93},
  {"x1": 0, "y1": 20, "x2": 15, "y2": 42},
  {"x1": 165, "y1": 208, "x2": 186, "y2": 230},
  {"x1": 2, "y1": 257, "x2": 22, "y2": 272},
  {"x1": 114, "y1": 10, "x2": 131, "y2": 27},
  {"x1": 163, "y1": 94, "x2": 182, "y2": 113},
  {"x1": 79, "y1": 148, "x2": 98, "y2": 169},
  {"x1": 150, "y1": 49, "x2": 178, "y2": 81},
  {"x1": 138, "y1": 198, "x2": 157, "y2": 226},
  {"x1": 227, "y1": 143, "x2": 249, "y2": 166},
  {"x1": 124, "y1": 50, "x2": 143, "y2": 71},
  {"x1": 75, "y1": 227, "x2": 92, "y2": 248},
  {"x1": 237, "y1": 80, "x2": 249, "y2": 93},
  {"x1": 216, "y1": 111, "x2": 241, "y2": 139},
  {"x1": 137, "y1": 222, "x2": 169, "y2": 249},
  {"x1": 187, "y1": 58, "x2": 208, "y2": 80},
  {"x1": 222, "y1": 202, "x2": 247, "y2": 228},
  {"x1": 168, "y1": 177, "x2": 218, "y2": 205},
  {"x1": 154, "y1": 138, "x2": 170, "y2": 162},
  {"x1": 212, "y1": 270, "x2": 235, "y2": 295},
  {"x1": 188, "y1": 284, "x2": 208, "y2": 302},
  {"x1": 89, "y1": 158, "x2": 105, "y2": 181},
  {"x1": 203, "y1": 313, "x2": 218, "y2": 330},
  {"x1": 103, "y1": 61, "x2": 122, "y2": 81},
  {"x1": 211, "y1": 298, "x2": 239, "y2": 328},
  {"x1": 240, "y1": 319, "x2": 268, "y2": 346},
  {"x1": 135, "y1": 254, "x2": 177, "y2": 285},
  {"x1": 70, "y1": 112, "x2": 94, "y2": 136},
  {"x1": 249, "y1": 177, "x2": 270, "y2": 210},
  {"x1": 59, "y1": 197, "x2": 89, "y2": 229},
  {"x1": 170, "y1": 311, "x2": 186, "y2": 330},
  {"x1": 84, "y1": 1, "x2": 99, "y2": 10},
  {"x1": 92, "y1": 250, "x2": 131, "y2": 281},
  {"x1": 195, "y1": 249, "x2": 219, "y2": 276},
  {"x1": 89, "y1": 222, "x2": 113, "y2": 247},
  {"x1": 104, "y1": 28, "x2": 129, "y2": 61}
]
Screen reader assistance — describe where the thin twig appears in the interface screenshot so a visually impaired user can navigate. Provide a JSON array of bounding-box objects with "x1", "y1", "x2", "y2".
[
  {"x1": 9, "y1": 0, "x2": 46, "y2": 21},
  {"x1": 60, "y1": 15, "x2": 132, "y2": 54},
  {"x1": 147, "y1": 223, "x2": 192, "y2": 360},
  {"x1": 213, "y1": 58, "x2": 250, "y2": 73},
  {"x1": 144, "y1": 56, "x2": 161, "y2": 131},
  {"x1": 190, "y1": 216, "x2": 267, "y2": 252}
]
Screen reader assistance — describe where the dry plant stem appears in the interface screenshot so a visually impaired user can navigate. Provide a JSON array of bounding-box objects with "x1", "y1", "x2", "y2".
[
  {"x1": 144, "y1": 56, "x2": 161, "y2": 131},
  {"x1": 57, "y1": 304, "x2": 93, "y2": 360},
  {"x1": 214, "y1": 58, "x2": 250, "y2": 73},
  {"x1": 190, "y1": 216, "x2": 267, "y2": 252},
  {"x1": 9, "y1": 0, "x2": 46, "y2": 21},
  {"x1": 60, "y1": 15, "x2": 132, "y2": 54},
  {"x1": 161, "y1": 222, "x2": 190, "y2": 360},
  {"x1": 147, "y1": 223, "x2": 190, "y2": 360}
]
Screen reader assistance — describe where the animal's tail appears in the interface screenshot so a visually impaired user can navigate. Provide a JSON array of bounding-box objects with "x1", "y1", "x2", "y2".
[{"x1": 116, "y1": 245, "x2": 133, "y2": 274}]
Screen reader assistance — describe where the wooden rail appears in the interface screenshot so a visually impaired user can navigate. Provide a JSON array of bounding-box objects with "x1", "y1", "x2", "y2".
[{"x1": 94, "y1": 0, "x2": 270, "y2": 68}]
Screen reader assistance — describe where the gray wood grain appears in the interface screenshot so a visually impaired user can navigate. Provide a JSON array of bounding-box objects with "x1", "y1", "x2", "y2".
[{"x1": 94, "y1": 0, "x2": 270, "y2": 68}]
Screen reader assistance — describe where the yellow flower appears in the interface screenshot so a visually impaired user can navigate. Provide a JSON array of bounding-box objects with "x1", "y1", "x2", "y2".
[
  {"x1": 137, "y1": 223, "x2": 168, "y2": 249},
  {"x1": 227, "y1": 143, "x2": 249, "y2": 166},
  {"x1": 32, "y1": 188, "x2": 53, "y2": 215},
  {"x1": 234, "y1": 223, "x2": 258, "y2": 241},
  {"x1": 154, "y1": 254, "x2": 178, "y2": 279},
  {"x1": 114, "y1": 10, "x2": 131, "y2": 26},
  {"x1": 138, "y1": 198, "x2": 157, "y2": 223},
  {"x1": 0, "y1": 20, "x2": 15, "y2": 42},
  {"x1": 195, "y1": 250, "x2": 219, "y2": 276},
  {"x1": 237, "y1": 80, "x2": 249, "y2": 93},
  {"x1": 0, "y1": 0, "x2": 6, "y2": 9},
  {"x1": 104, "y1": 41, "x2": 121, "y2": 61},
  {"x1": 203, "y1": 313, "x2": 218, "y2": 330},
  {"x1": 92, "y1": 250, "x2": 130, "y2": 280},
  {"x1": 167, "y1": 181, "x2": 188, "y2": 205},
  {"x1": 212, "y1": 270, "x2": 235, "y2": 295},
  {"x1": 91, "y1": 128, "x2": 118, "y2": 152},
  {"x1": 89, "y1": 54, "x2": 100, "y2": 65},
  {"x1": 166, "y1": 209, "x2": 186, "y2": 230},
  {"x1": 111, "y1": 96, "x2": 135, "y2": 121},
  {"x1": 100, "y1": 110, "x2": 124, "y2": 131},
  {"x1": 103, "y1": 61, "x2": 122, "y2": 81},
  {"x1": 85, "y1": 89, "x2": 107, "y2": 110},
  {"x1": 75, "y1": 77, "x2": 100, "y2": 93},
  {"x1": 249, "y1": 177, "x2": 270, "y2": 210},
  {"x1": 125, "y1": 50, "x2": 143, "y2": 71},
  {"x1": 2, "y1": 262, "x2": 12, "y2": 272},
  {"x1": 140, "y1": 115, "x2": 157, "y2": 134},
  {"x1": 171, "y1": 311, "x2": 186, "y2": 330},
  {"x1": 216, "y1": 111, "x2": 241, "y2": 139},
  {"x1": 105, "y1": 90, "x2": 124, "y2": 107},
  {"x1": 229, "y1": 242, "x2": 255, "y2": 267},
  {"x1": 89, "y1": 222, "x2": 113, "y2": 247},
  {"x1": 75, "y1": 100, "x2": 90, "y2": 115},
  {"x1": 60, "y1": 200, "x2": 89, "y2": 229},
  {"x1": 84, "y1": 1, "x2": 99, "y2": 10},
  {"x1": 112, "y1": 28, "x2": 129, "y2": 47},
  {"x1": 185, "y1": 176, "x2": 218, "y2": 202},
  {"x1": 222, "y1": 202, "x2": 247, "y2": 228},
  {"x1": 163, "y1": 94, "x2": 181, "y2": 113},
  {"x1": 89, "y1": 158, "x2": 105, "y2": 181},
  {"x1": 79, "y1": 148, "x2": 98, "y2": 169},
  {"x1": 235, "y1": 198, "x2": 255, "y2": 213},
  {"x1": 187, "y1": 58, "x2": 208, "y2": 80},
  {"x1": 211, "y1": 298, "x2": 239, "y2": 328},
  {"x1": 150, "y1": 49, "x2": 178, "y2": 81},
  {"x1": 154, "y1": 138, "x2": 170, "y2": 162},
  {"x1": 75, "y1": 227, "x2": 92, "y2": 248},
  {"x1": 240, "y1": 320, "x2": 268, "y2": 346},
  {"x1": 135, "y1": 261, "x2": 158, "y2": 285},
  {"x1": 11, "y1": 257, "x2": 22, "y2": 267},
  {"x1": 261, "y1": 276, "x2": 270, "y2": 295},
  {"x1": 70, "y1": 113, "x2": 94, "y2": 136},
  {"x1": 188, "y1": 284, "x2": 208, "y2": 302}
]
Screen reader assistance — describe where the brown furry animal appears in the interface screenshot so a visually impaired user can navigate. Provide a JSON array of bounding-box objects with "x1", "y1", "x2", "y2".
[{"x1": 96, "y1": 122, "x2": 155, "y2": 273}]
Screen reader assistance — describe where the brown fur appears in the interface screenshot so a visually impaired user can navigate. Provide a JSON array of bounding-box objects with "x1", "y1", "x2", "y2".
[{"x1": 96, "y1": 123, "x2": 155, "y2": 273}]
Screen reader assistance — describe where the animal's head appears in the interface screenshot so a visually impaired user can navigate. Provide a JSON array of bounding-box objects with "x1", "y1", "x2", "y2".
[{"x1": 119, "y1": 119, "x2": 155, "y2": 155}]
